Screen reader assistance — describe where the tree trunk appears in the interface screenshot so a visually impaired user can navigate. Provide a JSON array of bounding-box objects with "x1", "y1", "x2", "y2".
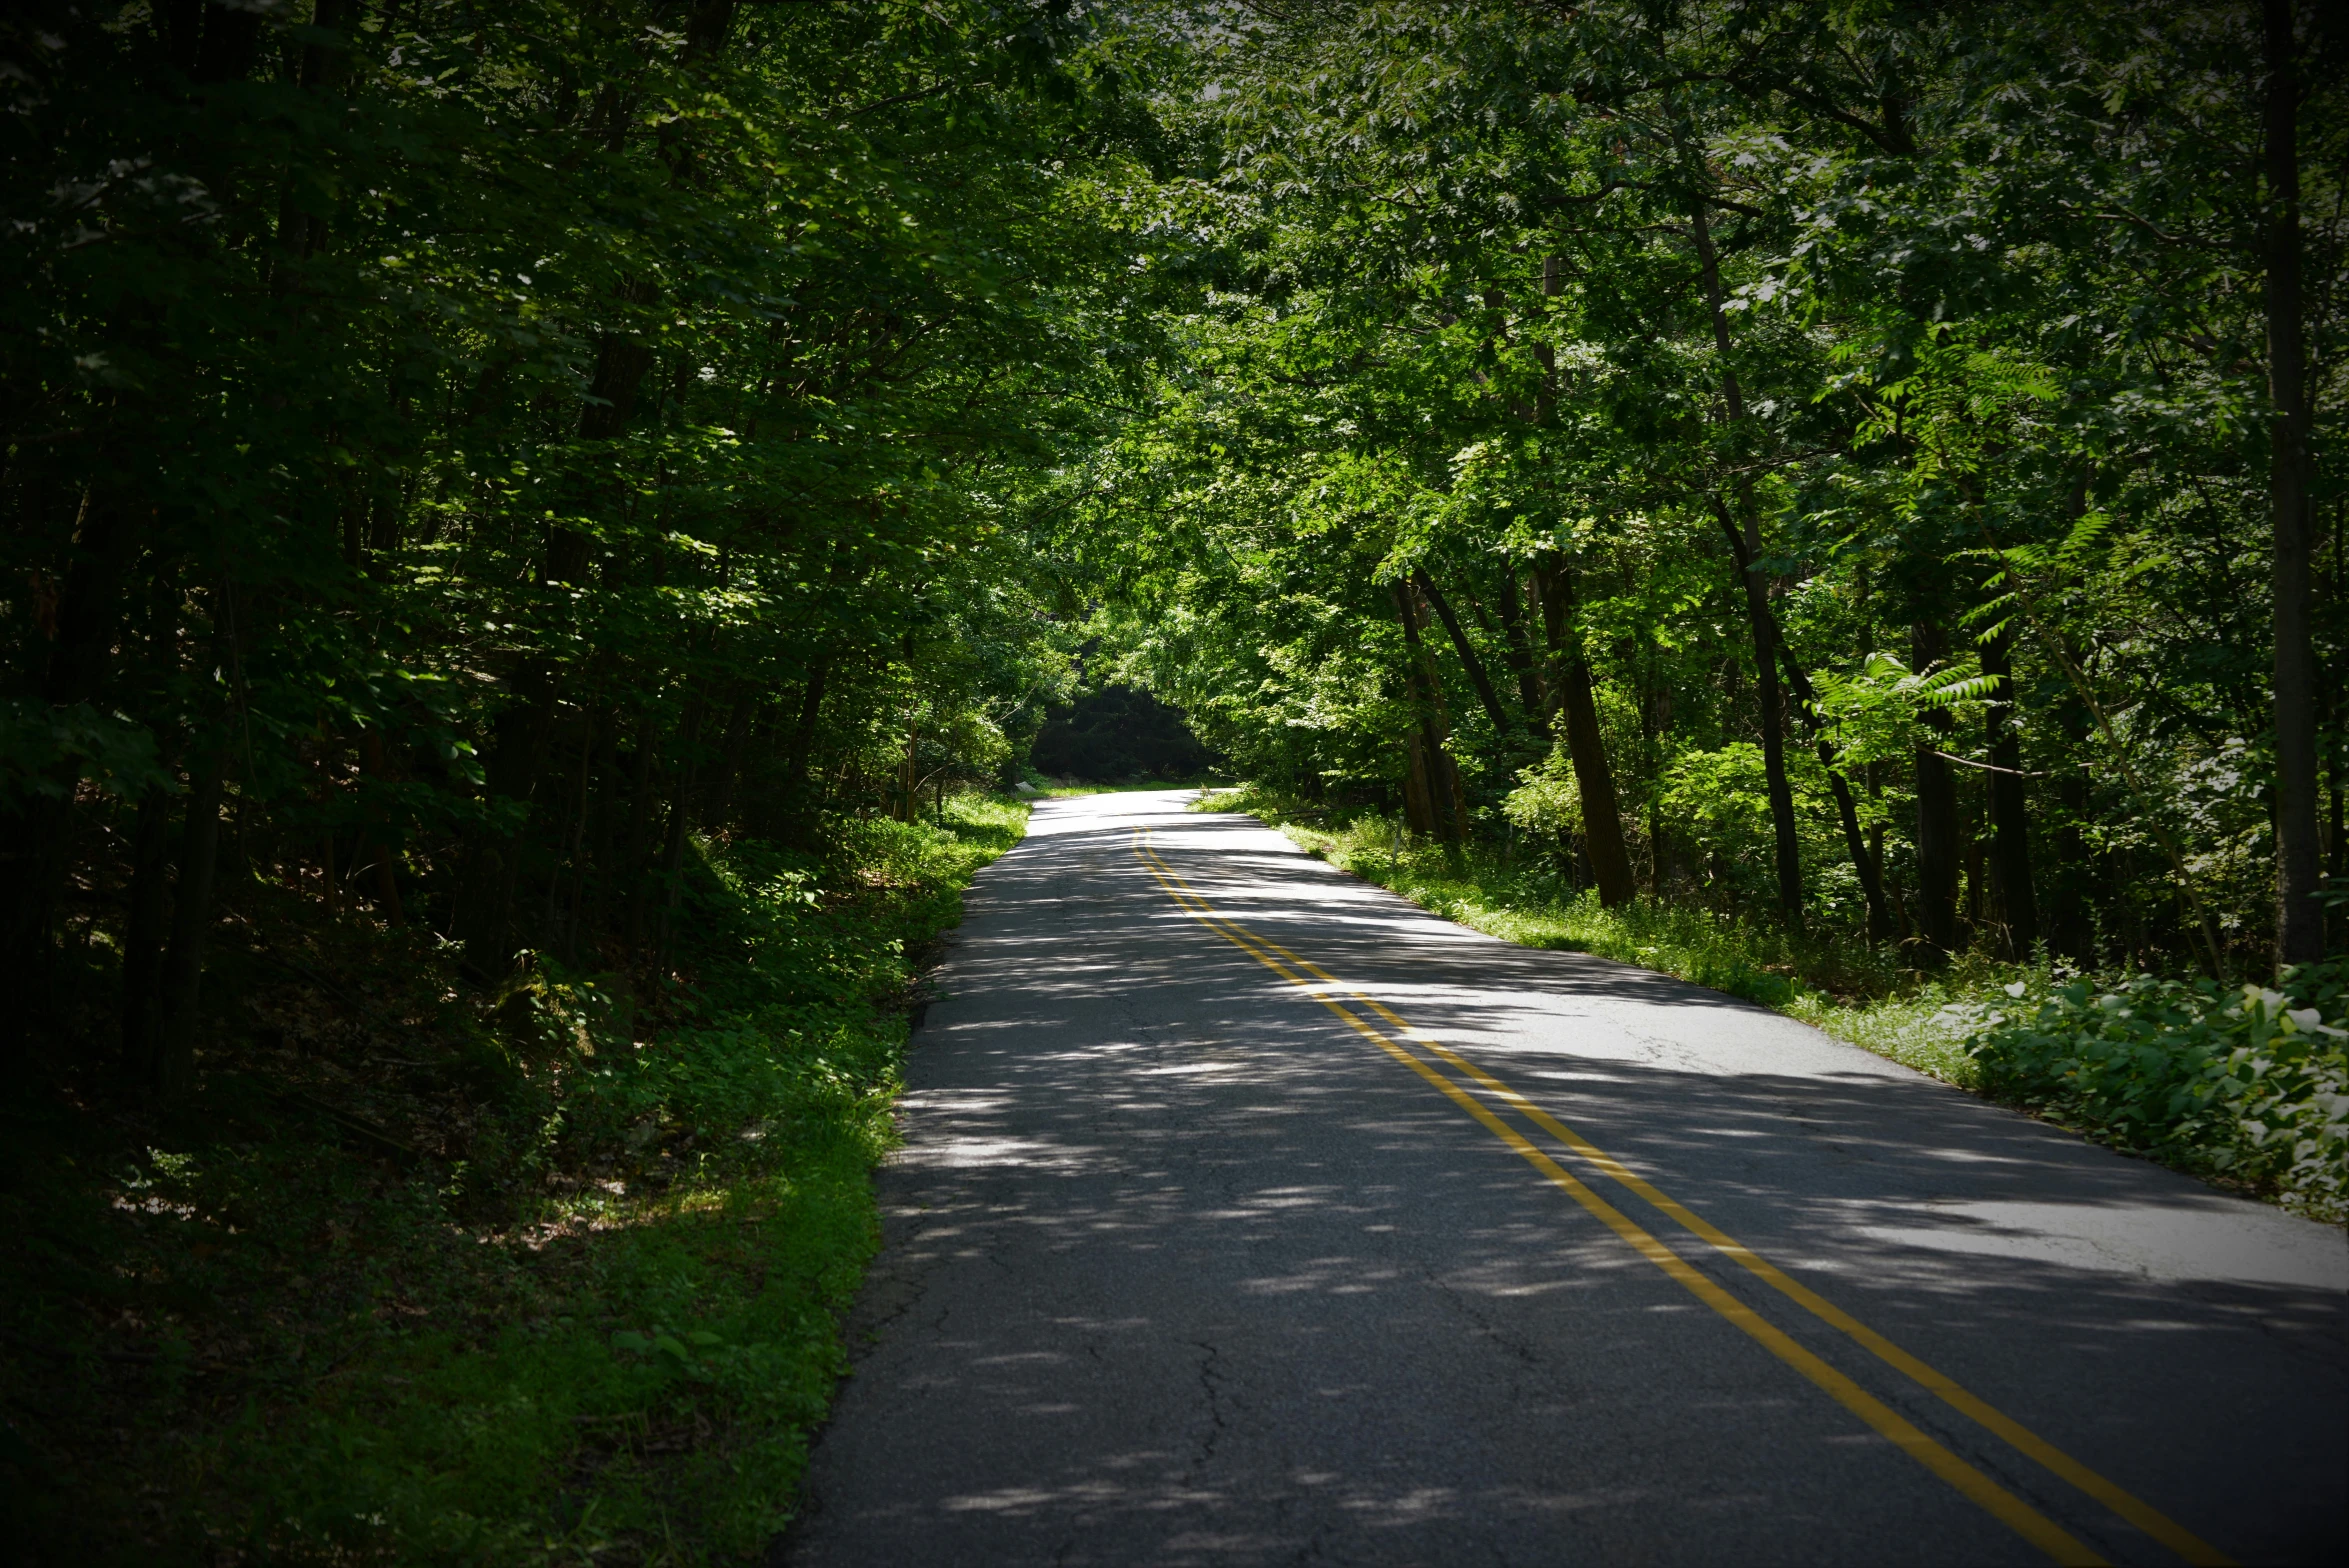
[
  {"x1": 1414, "y1": 567, "x2": 1514, "y2": 740},
  {"x1": 899, "y1": 713, "x2": 920, "y2": 823},
  {"x1": 650, "y1": 695, "x2": 708, "y2": 961},
  {"x1": 2264, "y1": 0, "x2": 2323, "y2": 966},
  {"x1": 2050, "y1": 720, "x2": 2095, "y2": 966},
  {"x1": 777, "y1": 660, "x2": 831, "y2": 843},
  {"x1": 358, "y1": 727, "x2": 403, "y2": 924},
  {"x1": 1534, "y1": 558, "x2": 1637, "y2": 908},
  {"x1": 2, "y1": 489, "x2": 139, "y2": 1047},
  {"x1": 1707, "y1": 502, "x2": 1802, "y2": 927},
  {"x1": 700, "y1": 690, "x2": 759, "y2": 830},
  {"x1": 1495, "y1": 569, "x2": 1550, "y2": 739},
  {"x1": 119, "y1": 782, "x2": 176, "y2": 1081},
  {"x1": 1980, "y1": 629, "x2": 2040, "y2": 959},
  {"x1": 1717, "y1": 517, "x2": 1895, "y2": 940},
  {"x1": 149, "y1": 736, "x2": 225, "y2": 1099},
  {"x1": 144, "y1": 590, "x2": 242, "y2": 1097},
  {"x1": 620, "y1": 709, "x2": 661, "y2": 954},
  {"x1": 1691, "y1": 201, "x2": 1802, "y2": 929},
  {"x1": 1393, "y1": 583, "x2": 1461, "y2": 846},
  {"x1": 1911, "y1": 622, "x2": 1965, "y2": 959}
]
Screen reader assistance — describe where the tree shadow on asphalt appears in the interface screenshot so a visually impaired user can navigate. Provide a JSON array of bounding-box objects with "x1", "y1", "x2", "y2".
[{"x1": 787, "y1": 798, "x2": 2347, "y2": 1567}]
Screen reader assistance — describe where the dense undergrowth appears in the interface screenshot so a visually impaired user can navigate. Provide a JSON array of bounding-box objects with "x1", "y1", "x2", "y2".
[
  {"x1": 0, "y1": 795, "x2": 1027, "y2": 1565},
  {"x1": 1209, "y1": 786, "x2": 2348, "y2": 1221}
]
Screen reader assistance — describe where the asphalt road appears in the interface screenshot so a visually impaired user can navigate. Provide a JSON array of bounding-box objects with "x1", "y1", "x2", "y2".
[{"x1": 784, "y1": 791, "x2": 2348, "y2": 1567}]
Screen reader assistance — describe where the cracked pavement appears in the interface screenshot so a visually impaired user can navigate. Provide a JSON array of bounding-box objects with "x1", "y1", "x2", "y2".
[{"x1": 781, "y1": 792, "x2": 2348, "y2": 1567}]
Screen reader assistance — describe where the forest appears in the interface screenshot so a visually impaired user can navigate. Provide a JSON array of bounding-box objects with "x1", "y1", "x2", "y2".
[{"x1": 1, "y1": 1, "x2": 2341, "y2": 1560}]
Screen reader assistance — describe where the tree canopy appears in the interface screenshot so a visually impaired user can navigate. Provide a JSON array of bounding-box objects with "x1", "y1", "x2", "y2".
[{"x1": 3, "y1": 0, "x2": 2343, "y2": 1101}]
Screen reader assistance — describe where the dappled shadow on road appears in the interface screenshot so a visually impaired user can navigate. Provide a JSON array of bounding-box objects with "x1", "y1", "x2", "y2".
[{"x1": 788, "y1": 792, "x2": 2348, "y2": 1568}]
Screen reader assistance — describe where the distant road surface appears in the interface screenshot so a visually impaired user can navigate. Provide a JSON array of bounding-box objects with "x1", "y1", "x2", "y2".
[{"x1": 784, "y1": 791, "x2": 2347, "y2": 1567}]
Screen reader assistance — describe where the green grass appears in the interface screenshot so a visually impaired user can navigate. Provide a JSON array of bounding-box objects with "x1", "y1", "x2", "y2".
[{"x1": 0, "y1": 792, "x2": 1030, "y2": 1565}]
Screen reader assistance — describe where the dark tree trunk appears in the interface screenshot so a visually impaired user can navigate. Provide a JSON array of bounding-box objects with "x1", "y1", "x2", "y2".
[
  {"x1": 701, "y1": 690, "x2": 759, "y2": 830},
  {"x1": 1393, "y1": 583, "x2": 1464, "y2": 848},
  {"x1": 1495, "y1": 569, "x2": 1550, "y2": 738},
  {"x1": 1911, "y1": 622, "x2": 1965, "y2": 959},
  {"x1": 358, "y1": 727, "x2": 403, "y2": 924},
  {"x1": 1691, "y1": 199, "x2": 1802, "y2": 928},
  {"x1": 143, "y1": 590, "x2": 243, "y2": 1097},
  {"x1": 651, "y1": 695, "x2": 709, "y2": 961},
  {"x1": 119, "y1": 783, "x2": 176, "y2": 1081},
  {"x1": 777, "y1": 660, "x2": 831, "y2": 842},
  {"x1": 1707, "y1": 500, "x2": 1802, "y2": 927},
  {"x1": 2050, "y1": 753, "x2": 2094, "y2": 965},
  {"x1": 1401, "y1": 729, "x2": 1436, "y2": 837},
  {"x1": 1414, "y1": 568, "x2": 1514, "y2": 740},
  {"x1": 1980, "y1": 630, "x2": 2040, "y2": 959},
  {"x1": 620, "y1": 710, "x2": 661, "y2": 953},
  {"x1": 1534, "y1": 559, "x2": 1637, "y2": 908},
  {"x1": 2, "y1": 490, "x2": 139, "y2": 1048},
  {"x1": 2264, "y1": 0, "x2": 2323, "y2": 966},
  {"x1": 148, "y1": 737, "x2": 225, "y2": 1099},
  {"x1": 1718, "y1": 519, "x2": 1895, "y2": 940}
]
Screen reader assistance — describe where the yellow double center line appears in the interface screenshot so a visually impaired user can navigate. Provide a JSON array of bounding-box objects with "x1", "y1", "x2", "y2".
[{"x1": 1132, "y1": 825, "x2": 2228, "y2": 1568}]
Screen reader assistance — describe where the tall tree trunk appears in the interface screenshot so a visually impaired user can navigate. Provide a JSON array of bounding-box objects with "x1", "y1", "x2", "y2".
[
  {"x1": 649, "y1": 695, "x2": 707, "y2": 943},
  {"x1": 620, "y1": 709, "x2": 661, "y2": 954},
  {"x1": 1495, "y1": 569, "x2": 1550, "y2": 738},
  {"x1": 2050, "y1": 709, "x2": 2095, "y2": 966},
  {"x1": 1534, "y1": 558, "x2": 1637, "y2": 908},
  {"x1": 1717, "y1": 517, "x2": 1895, "y2": 939},
  {"x1": 1707, "y1": 499, "x2": 1803, "y2": 927},
  {"x1": 899, "y1": 713, "x2": 920, "y2": 824},
  {"x1": 1414, "y1": 567, "x2": 1514, "y2": 740},
  {"x1": 1400, "y1": 729, "x2": 1436, "y2": 837},
  {"x1": 1393, "y1": 583, "x2": 1462, "y2": 847},
  {"x1": 2, "y1": 489, "x2": 139, "y2": 1050},
  {"x1": 1691, "y1": 201, "x2": 1803, "y2": 928},
  {"x1": 700, "y1": 690, "x2": 759, "y2": 830},
  {"x1": 149, "y1": 736, "x2": 226, "y2": 1099},
  {"x1": 1911, "y1": 621, "x2": 1965, "y2": 959},
  {"x1": 1980, "y1": 629, "x2": 2040, "y2": 959},
  {"x1": 358, "y1": 727, "x2": 403, "y2": 924},
  {"x1": 2264, "y1": 0, "x2": 2323, "y2": 966},
  {"x1": 778, "y1": 660, "x2": 831, "y2": 843},
  {"x1": 119, "y1": 783, "x2": 176, "y2": 1081},
  {"x1": 144, "y1": 588, "x2": 243, "y2": 1097}
]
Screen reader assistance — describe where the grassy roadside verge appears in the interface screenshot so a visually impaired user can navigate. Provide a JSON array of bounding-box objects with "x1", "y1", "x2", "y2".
[
  {"x1": 1204, "y1": 786, "x2": 2347, "y2": 1221},
  {"x1": 1, "y1": 794, "x2": 1028, "y2": 1565}
]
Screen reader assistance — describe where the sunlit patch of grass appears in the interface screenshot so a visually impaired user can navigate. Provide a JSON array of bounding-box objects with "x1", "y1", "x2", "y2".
[{"x1": 1785, "y1": 991, "x2": 1979, "y2": 1086}]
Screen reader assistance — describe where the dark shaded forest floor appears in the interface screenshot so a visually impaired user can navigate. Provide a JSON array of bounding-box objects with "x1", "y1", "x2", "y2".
[{"x1": 0, "y1": 797, "x2": 1028, "y2": 1566}]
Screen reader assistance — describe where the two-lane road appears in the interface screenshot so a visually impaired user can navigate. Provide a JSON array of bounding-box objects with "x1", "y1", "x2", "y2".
[{"x1": 786, "y1": 792, "x2": 2348, "y2": 1566}]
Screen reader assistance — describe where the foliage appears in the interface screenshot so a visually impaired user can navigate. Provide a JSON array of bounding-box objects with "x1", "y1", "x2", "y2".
[
  {"x1": 1214, "y1": 784, "x2": 1858, "y2": 1008},
  {"x1": 1962, "y1": 961, "x2": 2349, "y2": 1220},
  {"x1": 1214, "y1": 783, "x2": 2349, "y2": 1203},
  {"x1": 1078, "y1": 0, "x2": 2348, "y2": 980}
]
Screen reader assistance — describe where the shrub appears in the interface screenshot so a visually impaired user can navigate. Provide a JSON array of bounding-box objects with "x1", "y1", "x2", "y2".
[{"x1": 1962, "y1": 961, "x2": 2349, "y2": 1220}]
